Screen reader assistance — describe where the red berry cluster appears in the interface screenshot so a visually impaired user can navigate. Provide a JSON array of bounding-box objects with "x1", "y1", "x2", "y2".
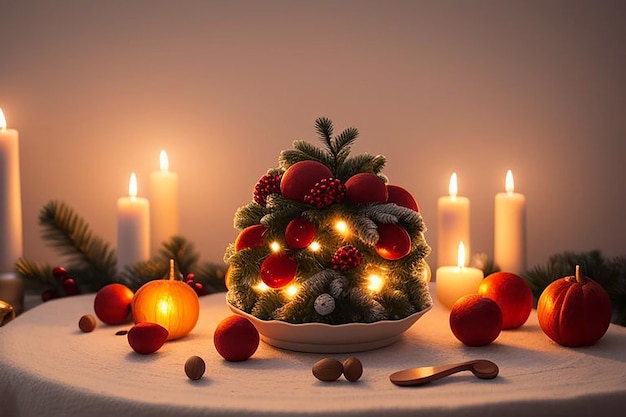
[
  {"x1": 330, "y1": 245, "x2": 364, "y2": 271},
  {"x1": 185, "y1": 273, "x2": 209, "y2": 296},
  {"x1": 253, "y1": 173, "x2": 282, "y2": 206},
  {"x1": 304, "y1": 177, "x2": 346, "y2": 208},
  {"x1": 41, "y1": 266, "x2": 81, "y2": 302}
]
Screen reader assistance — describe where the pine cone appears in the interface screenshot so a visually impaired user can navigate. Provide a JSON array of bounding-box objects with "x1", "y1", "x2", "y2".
[
  {"x1": 304, "y1": 177, "x2": 346, "y2": 208},
  {"x1": 330, "y1": 245, "x2": 364, "y2": 271},
  {"x1": 253, "y1": 173, "x2": 282, "y2": 206}
]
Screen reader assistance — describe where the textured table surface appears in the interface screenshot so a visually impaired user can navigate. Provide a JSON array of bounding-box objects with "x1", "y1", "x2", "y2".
[{"x1": 1, "y1": 284, "x2": 626, "y2": 417}]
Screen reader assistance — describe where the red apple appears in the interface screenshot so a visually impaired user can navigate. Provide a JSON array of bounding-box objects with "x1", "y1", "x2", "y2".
[
  {"x1": 478, "y1": 272, "x2": 533, "y2": 329},
  {"x1": 93, "y1": 283, "x2": 134, "y2": 325}
]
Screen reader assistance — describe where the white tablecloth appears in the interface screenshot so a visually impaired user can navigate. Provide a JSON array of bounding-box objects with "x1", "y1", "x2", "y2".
[{"x1": 1, "y1": 285, "x2": 625, "y2": 417}]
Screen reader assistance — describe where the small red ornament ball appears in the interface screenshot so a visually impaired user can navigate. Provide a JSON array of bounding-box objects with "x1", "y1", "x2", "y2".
[
  {"x1": 386, "y1": 185, "x2": 419, "y2": 212},
  {"x1": 478, "y1": 272, "x2": 533, "y2": 329},
  {"x1": 94, "y1": 283, "x2": 134, "y2": 325},
  {"x1": 450, "y1": 294, "x2": 503, "y2": 347},
  {"x1": 285, "y1": 217, "x2": 317, "y2": 249},
  {"x1": 280, "y1": 160, "x2": 333, "y2": 203},
  {"x1": 260, "y1": 252, "x2": 298, "y2": 288},
  {"x1": 235, "y1": 224, "x2": 268, "y2": 251},
  {"x1": 214, "y1": 315, "x2": 260, "y2": 362},
  {"x1": 127, "y1": 322, "x2": 169, "y2": 354},
  {"x1": 345, "y1": 173, "x2": 388, "y2": 205},
  {"x1": 375, "y1": 223, "x2": 411, "y2": 260}
]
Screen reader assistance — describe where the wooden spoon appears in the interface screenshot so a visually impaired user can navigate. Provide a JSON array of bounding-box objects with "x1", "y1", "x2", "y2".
[{"x1": 389, "y1": 359, "x2": 499, "y2": 386}]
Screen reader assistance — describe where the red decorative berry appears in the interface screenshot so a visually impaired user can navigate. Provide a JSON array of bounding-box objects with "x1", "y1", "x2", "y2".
[
  {"x1": 62, "y1": 277, "x2": 81, "y2": 296},
  {"x1": 345, "y1": 173, "x2": 388, "y2": 205},
  {"x1": 253, "y1": 173, "x2": 282, "y2": 206},
  {"x1": 214, "y1": 315, "x2": 260, "y2": 362},
  {"x1": 41, "y1": 289, "x2": 58, "y2": 302},
  {"x1": 330, "y1": 245, "x2": 364, "y2": 271},
  {"x1": 386, "y1": 185, "x2": 419, "y2": 212},
  {"x1": 304, "y1": 177, "x2": 346, "y2": 208},
  {"x1": 260, "y1": 252, "x2": 298, "y2": 288},
  {"x1": 375, "y1": 223, "x2": 411, "y2": 260},
  {"x1": 235, "y1": 224, "x2": 268, "y2": 251},
  {"x1": 285, "y1": 217, "x2": 317, "y2": 249},
  {"x1": 280, "y1": 160, "x2": 333, "y2": 203},
  {"x1": 127, "y1": 322, "x2": 169, "y2": 354},
  {"x1": 52, "y1": 266, "x2": 67, "y2": 281}
]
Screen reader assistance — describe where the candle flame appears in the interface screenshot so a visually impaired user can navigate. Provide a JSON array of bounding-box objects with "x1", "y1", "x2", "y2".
[
  {"x1": 128, "y1": 173, "x2": 138, "y2": 198},
  {"x1": 505, "y1": 169, "x2": 515, "y2": 194},
  {"x1": 0, "y1": 108, "x2": 6, "y2": 130},
  {"x1": 448, "y1": 172, "x2": 458, "y2": 198},
  {"x1": 159, "y1": 150, "x2": 169, "y2": 171},
  {"x1": 457, "y1": 241, "x2": 466, "y2": 268}
]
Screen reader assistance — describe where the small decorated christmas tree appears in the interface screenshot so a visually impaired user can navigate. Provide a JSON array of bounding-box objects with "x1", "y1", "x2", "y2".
[{"x1": 224, "y1": 118, "x2": 432, "y2": 325}]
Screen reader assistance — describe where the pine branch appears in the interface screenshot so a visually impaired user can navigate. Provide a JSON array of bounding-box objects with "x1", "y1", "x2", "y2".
[
  {"x1": 315, "y1": 117, "x2": 334, "y2": 153},
  {"x1": 39, "y1": 201, "x2": 117, "y2": 282},
  {"x1": 15, "y1": 258, "x2": 54, "y2": 288},
  {"x1": 233, "y1": 202, "x2": 268, "y2": 230}
]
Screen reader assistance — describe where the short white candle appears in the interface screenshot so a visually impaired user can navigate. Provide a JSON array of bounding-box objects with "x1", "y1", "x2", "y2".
[
  {"x1": 436, "y1": 242, "x2": 484, "y2": 309},
  {"x1": 0, "y1": 108, "x2": 22, "y2": 273},
  {"x1": 117, "y1": 173, "x2": 150, "y2": 271},
  {"x1": 149, "y1": 150, "x2": 179, "y2": 255},
  {"x1": 437, "y1": 172, "x2": 470, "y2": 267},
  {"x1": 494, "y1": 170, "x2": 526, "y2": 274}
]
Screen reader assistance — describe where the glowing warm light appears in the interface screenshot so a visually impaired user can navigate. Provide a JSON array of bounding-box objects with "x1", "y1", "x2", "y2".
[
  {"x1": 308, "y1": 241, "x2": 321, "y2": 252},
  {"x1": 448, "y1": 172, "x2": 458, "y2": 198},
  {"x1": 128, "y1": 173, "x2": 138, "y2": 199},
  {"x1": 335, "y1": 220, "x2": 349, "y2": 234},
  {"x1": 505, "y1": 169, "x2": 515, "y2": 195},
  {"x1": 457, "y1": 241, "x2": 466, "y2": 268},
  {"x1": 159, "y1": 150, "x2": 169, "y2": 171},
  {"x1": 422, "y1": 261, "x2": 432, "y2": 283},
  {"x1": 269, "y1": 241, "x2": 281, "y2": 252},
  {"x1": 0, "y1": 108, "x2": 6, "y2": 130},
  {"x1": 157, "y1": 298, "x2": 172, "y2": 316},
  {"x1": 254, "y1": 282, "x2": 270, "y2": 292},
  {"x1": 285, "y1": 284, "x2": 299, "y2": 298},
  {"x1": 367, "y1": 274, "x2": 384, "y2": 292}
]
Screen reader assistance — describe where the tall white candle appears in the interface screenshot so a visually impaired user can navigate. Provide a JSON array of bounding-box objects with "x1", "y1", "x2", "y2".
[
  {"x1": 117, "y1": 173, "x2": 150, "y2": 271},
  {"x1": 149, "y1": 150, "x2": 179, "y2": 255},
  {"x1": 0, "y1": 108, "x2": 22, "y2": 273},
  {"x1": 494, "y1": 170, "x2": 526, "y2": 274},
  {"x1": 437, "y1": 172, "x2": 470, "y2": 267},
  {"x1": 436, "y1": 242, "x2": 484, "y2": 309}
]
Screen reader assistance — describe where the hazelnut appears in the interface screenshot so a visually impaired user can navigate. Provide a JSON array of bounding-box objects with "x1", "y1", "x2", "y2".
[
  {"x1": 343, "y1": 357, "x2": 363, "y2": 382},
  {"x1": 312, "y1": 358, "x2": 343, "y2": 382},
  {"x1": 185, "y1": 355, "x2": 206, "y2": 380},
  {"x1": 78, "y1": 314, "x2": 96, "y2": 332}
]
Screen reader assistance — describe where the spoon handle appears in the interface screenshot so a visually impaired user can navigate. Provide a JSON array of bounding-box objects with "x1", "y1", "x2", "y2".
[{"x1": 389, "y1": 360, "x2": 498, "y2": 386}]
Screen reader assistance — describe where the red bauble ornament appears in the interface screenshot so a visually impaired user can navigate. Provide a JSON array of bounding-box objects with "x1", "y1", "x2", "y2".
[
  {"x1": 214, "y1": 315, "x2": 260, "y2": 362},
  {"x1": 450, "y1": 294, "x2": 503, "y2": 347},
  {"x1": 345, "y1": 173, "x2": 388, "y2": 205},
  {"x1": 260, "y1": 252, "x2": 298, "y2": 288},
  {"x1": 94, "y1": 283, "x2": 134, "y2": 325},
  {"x1": 386, "y1": 185, "x2": 419, "y2": 212},
  {"x1": 285, "y1": 217, "x2": 317, "y2": 249},
  {"x1": 537, "y1": 266, "x2": 612, "y2": 347},
  {"x1": 235, "y1": 224, "x2": 268, "y2": 251},
  {"x1": 280, "y1": 160, "x2": 333, "y2": 203},
  {"x1": 375, "y1": 223, "x2": 411, "y2": 260},
  {"x1": 127, "y1": 322, "x2": 169, "y2": 355},
  {"x1": 478, "y1": 272, "x2": 533, "y2": 329}
]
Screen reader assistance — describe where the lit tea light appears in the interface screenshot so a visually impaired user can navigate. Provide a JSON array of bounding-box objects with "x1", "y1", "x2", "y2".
[{"x1": 435, "y1": 241, "x2": 484, "y2": 309}]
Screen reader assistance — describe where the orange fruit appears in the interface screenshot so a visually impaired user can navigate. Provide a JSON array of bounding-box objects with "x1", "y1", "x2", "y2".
[
  {"x1": 449, "y1": 294, "x2": 502, "y2": 346},
  {"x1": 478, "y1": 272, "x2": 533, "y2": 329}
]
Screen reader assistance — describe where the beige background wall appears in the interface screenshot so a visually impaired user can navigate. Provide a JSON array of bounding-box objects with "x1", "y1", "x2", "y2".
[{"x1": 1, "y1": 0, "x2": 624, "y2": 272}]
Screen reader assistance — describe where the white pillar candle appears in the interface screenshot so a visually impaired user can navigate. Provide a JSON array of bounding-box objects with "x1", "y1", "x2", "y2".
[
  {"x1": 437, "y1": 172, "x2": 470, "y2": 267},
  {"x1": 494, "y1": 170, "x2": 526, "y2": 274},
  {"x1": 117, "y1": 173, "x2": 150, "y2": 271},
  {"x1": 149, "y1": 150, "x2": 179, "y2": 255},
  {"x1": 436, "y1": 242, "x2": 484, "y2": 309},
  {"x1": 0, "y1": 108, "x2": 22, "y2": 273}
]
